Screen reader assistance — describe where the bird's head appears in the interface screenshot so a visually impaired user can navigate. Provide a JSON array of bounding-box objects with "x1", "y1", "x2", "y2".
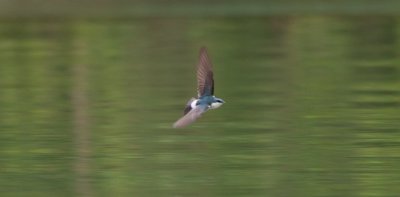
[{"x1": 210, "y1": 98, "x2": 225, "y2": 109}]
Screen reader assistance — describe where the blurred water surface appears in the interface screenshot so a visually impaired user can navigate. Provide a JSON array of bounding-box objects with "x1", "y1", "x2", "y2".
[{"x1": 0, "y1": 15, "x2": 400, "y2": 197}]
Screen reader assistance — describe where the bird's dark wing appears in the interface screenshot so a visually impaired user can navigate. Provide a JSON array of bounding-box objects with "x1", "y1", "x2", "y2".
[
  {"x1": 197, "y1": 47, "x2": 214, "y2": 97},
  {"x1": 173, "y1": 104, "x2": 209, "y2": 128}
]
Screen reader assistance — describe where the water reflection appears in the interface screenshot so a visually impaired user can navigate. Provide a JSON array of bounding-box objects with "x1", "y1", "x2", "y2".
[{"x1": 0, "y1": 16, "x2": 399, "y2": 196}]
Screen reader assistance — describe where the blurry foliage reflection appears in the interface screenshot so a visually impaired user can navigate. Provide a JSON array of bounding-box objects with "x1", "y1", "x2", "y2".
[{"x1": 0, "y1": 16, "x2": 399, "y2": 197}]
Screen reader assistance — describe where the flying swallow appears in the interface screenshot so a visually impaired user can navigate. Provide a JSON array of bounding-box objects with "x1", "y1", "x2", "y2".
[{"x1": 173, "y1": 47, "x2": 225, "y2": 128}]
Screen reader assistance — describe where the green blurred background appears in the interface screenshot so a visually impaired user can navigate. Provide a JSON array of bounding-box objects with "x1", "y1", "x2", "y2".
[{"x1": 1, "y1": 1, "x2": 400, "y2": 197}]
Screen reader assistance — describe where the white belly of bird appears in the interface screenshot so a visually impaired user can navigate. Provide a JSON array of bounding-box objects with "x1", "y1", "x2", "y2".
[
  {"x1": 191, "y1": 100, "x2": 222, "y2": 110},
  {"x1": 190, "y1": 99, "x2": 199, "y2": 109}
]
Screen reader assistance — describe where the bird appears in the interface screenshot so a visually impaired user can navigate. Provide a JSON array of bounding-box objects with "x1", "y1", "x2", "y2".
[{"x1": 173, "y1": 47, "x2": 225, "y2": 128}]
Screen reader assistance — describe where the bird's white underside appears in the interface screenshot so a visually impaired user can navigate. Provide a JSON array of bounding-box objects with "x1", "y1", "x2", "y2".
[
  {"x1": 190, "y1": 99, "x2": 198, "y2": 109},
  {"x1": 190, "y1": 99, "x2": 223, "y2": 110}
]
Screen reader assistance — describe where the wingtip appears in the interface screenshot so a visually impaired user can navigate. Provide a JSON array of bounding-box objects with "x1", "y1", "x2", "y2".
[
  {"x1": 173, "y1": 119, "x2": 185, "y2": 128},
  {"x1": 199, "y1": 46, "x2": 208, "y2": 53},
  {"x1": 172, "y1": 122, "x2": 184, "y2": 128}
]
